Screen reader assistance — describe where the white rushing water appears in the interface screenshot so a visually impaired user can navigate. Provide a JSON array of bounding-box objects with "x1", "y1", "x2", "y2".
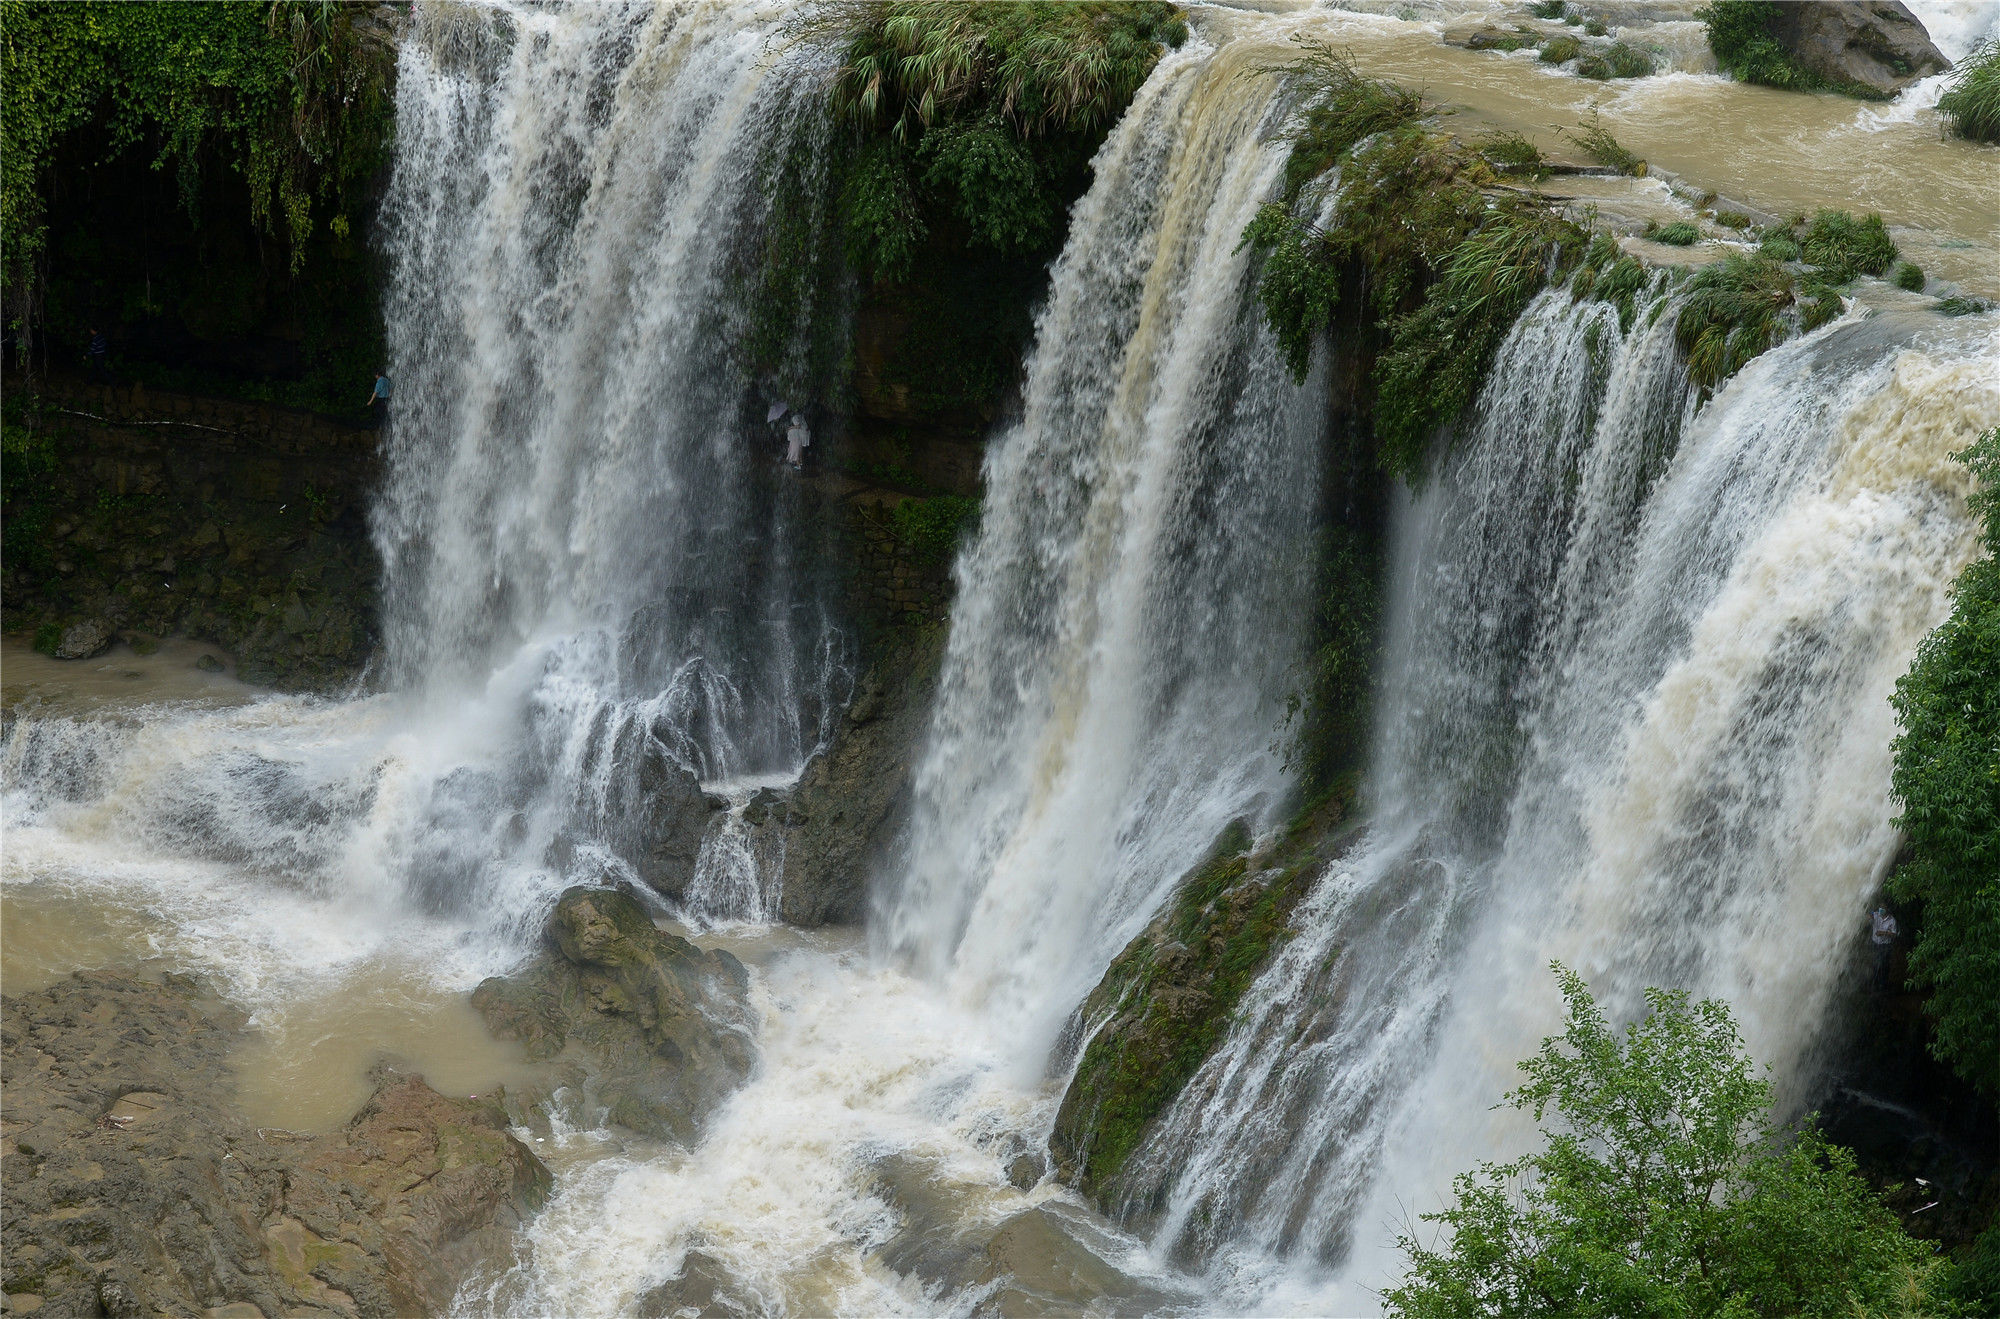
[
  {"x1": 1114, "y1": 289, "x2": 1999, "y2": 1310},
  {"x1": 874, "y1": 20, "x2": 1323, "y2": 1067},
  {"x1": 7, "y1": 2, "x2": 1999, "y2": 1315},
  {"x1": 4, "y1": 0, "x2": 850, "y2": 982}
]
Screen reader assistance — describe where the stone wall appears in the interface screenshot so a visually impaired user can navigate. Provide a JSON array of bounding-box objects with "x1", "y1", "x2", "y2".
[{"x1": 3, "y1": 375, "x2": 381, "y2": 689}]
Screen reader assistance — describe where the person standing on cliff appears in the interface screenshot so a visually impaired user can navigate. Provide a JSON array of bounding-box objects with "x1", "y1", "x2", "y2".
[
  {"x1": 363, "y1": 368, "x2": 391, "y2": 426},
  {"x1": 86, "y1": 326, "x2": 110, "y2": 380},
  {"x1": 785, "y1": 412, "x2": 811, "y2": 470}
]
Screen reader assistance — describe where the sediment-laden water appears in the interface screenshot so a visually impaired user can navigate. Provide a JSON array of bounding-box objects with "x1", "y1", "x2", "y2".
[{"x1": 6, "y1": 2, "x2": 1997, "y2": 1315}]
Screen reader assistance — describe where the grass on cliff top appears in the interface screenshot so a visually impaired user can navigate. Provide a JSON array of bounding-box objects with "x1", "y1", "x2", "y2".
[
  {"x1": 1265, "y1": 38, "x2": 1426, "y2": 206},
  {"x1": 1938, "y1": 38, "x2": 2000, "y2": 143},
  {"x1": 1673, "y1": 253, "x2": 1842, "y2": 393},
  {"x1": 831, "y1": 1, "x2": 1186, "y2": 139}
]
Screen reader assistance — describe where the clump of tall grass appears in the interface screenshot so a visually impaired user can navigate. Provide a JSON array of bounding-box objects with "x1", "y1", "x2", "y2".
[
  {"x1": 1540, "y1": 35, "x2": 1581, "y2": 64},
  {"x1": 1478, "y1": 130, "x2": 1548, "y2": 178},
  {"x1": 1528, "y1": 1, "x2": 1569, "y2": 19},
  {"x1": 1893, "y1": 261, "x2": 1926, "y2": 292},
  {"x1": 1937, "y1": 38, "x2": 2000, "y2": 142},
  {"x1": 1798, "y1": 208, "x2": 1898, "y2": 281},
  {"x1": 1645, "y1": 220, "x2": 1700, "y2": 246},
  {"x1": 1267, "y1": 38, "x2": 1427, "y2": 203},
  {"x1": 1563, "y1": 111, "x2": 1644, "y2": 174},
  {"x1": 1675, "y1": 253, "x2": 1842, "y2": 392},
  {"x1": 1577, "y1": 42, "x2": 1654, "y2": 80},
  {"x1": 832, "y1": 1, "x2": 1186, "y2": 139}
]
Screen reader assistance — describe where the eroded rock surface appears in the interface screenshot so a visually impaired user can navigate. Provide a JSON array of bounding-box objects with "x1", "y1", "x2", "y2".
[
  {"x1": 1768, "y1": 1, "x2": 1948, "y2": 96},
  {"x1": 471, "y1": 886, "x2": 755, "y2": 1143},
  {"x1": 1, "y1": 968, "x2": 549, "y2": 1319},
  {"x1": 773, "y1": 626, "x2": 947, "y2": 927}
]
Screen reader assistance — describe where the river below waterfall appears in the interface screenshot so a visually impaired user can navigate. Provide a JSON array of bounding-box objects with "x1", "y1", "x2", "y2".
[{"x1": 5, "y1": 2, "x2": 1998, "y2": 1315}]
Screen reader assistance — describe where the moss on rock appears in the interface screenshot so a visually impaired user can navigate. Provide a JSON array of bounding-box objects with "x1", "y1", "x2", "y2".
[{"x1": 1049, "y1": 789, "x2": 1357, "y2": 1201}]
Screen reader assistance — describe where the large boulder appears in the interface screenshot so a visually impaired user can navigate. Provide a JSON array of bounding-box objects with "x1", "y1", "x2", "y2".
[
  {"x1": 1767, "y1": 2, "x2": 1948, "y2": 96},
  {"x1": 0, "y1": 968, "x2": 549, "y2": 1319},
  {"x1": 597, "y1": 722, "x2": 720, "y2": 902},
  {"x1": 772, "y1": 627, "x2": 947, "y2": 927},
  {"x1": 471, "y1": 886, "x2": 755, "y2": 1143}
]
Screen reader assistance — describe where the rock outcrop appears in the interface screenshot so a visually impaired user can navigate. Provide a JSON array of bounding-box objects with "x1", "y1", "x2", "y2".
[
  {"x1": 772, "y1": 627, "x2": 947, "y2": 927},
  {"x1": 1049, "y1": 792, "x2": 1360, "y2": 1213},
  {"x1": 1, "y1": 968, "x2": 549, "y2": 1319},
  {"x1": 471, "y1": 887, "x2": 755, "y2": 1143},
  {"x1": 1767, "y1": 2, "x2": 1949, "y2": 97},
  {"x1": 866, "y1": 1152, "x2": 1194, "y2": 1316}
]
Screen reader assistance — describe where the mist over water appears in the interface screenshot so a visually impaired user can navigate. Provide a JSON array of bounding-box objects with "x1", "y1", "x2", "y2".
[{"x1": 6, "y1": 2, "x2": 1999, "y2": 1314}]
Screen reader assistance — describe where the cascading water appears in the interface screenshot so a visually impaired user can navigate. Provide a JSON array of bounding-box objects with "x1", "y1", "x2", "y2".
[
  {"x1": 8, "y1": 1, "x2": 1999, "y2": 1314},
  {"x1": 876, "y1": 22, "x2": 1325, "y2": 1064},
  {"x1": 1110, "y1": 286, "x2": 1999, "y2": 1309},
  {"x1": 2, "y1": 0, "x2": 848, "y2": 974}
]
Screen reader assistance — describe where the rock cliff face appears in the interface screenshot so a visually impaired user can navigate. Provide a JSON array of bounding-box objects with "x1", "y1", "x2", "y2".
[
  {"x1": 3, "y1": 378, "x2": 380, "y2": 690},
  {"x1": 0, "y1": 968, "x2": 549, "y2": 1319},
  {"x1": 773, "y1": 627, "x2": 948, "y2": 927},
  {"x1": 1768, "y1": 1, "x2": 1949, "y2": 96},
  {"x1": 471, "y1": 887, "x2": 756, "y2": 1144}
]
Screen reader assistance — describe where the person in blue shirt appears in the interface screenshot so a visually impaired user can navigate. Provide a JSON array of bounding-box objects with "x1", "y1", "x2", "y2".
[
  {"x1": 363, "y1": 369, "x2": 391, "y2": 426},
  {"x1": 87, "y1": 327, "x2": 110, "y2": 380}
]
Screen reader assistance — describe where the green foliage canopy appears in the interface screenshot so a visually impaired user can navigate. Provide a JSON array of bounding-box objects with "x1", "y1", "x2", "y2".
[
  {"x1": 1386, "y1": 966, "x2": 1945, "y2": 1318},
  {"x1": 1890, "y1": 425, "x2": 2000, "y2": 1099},
  {"x1": 1, "y1": 0, "x2": 391, "y2": 301},
  {"x1": 827, "y1": 1, "x2": 1184, "y2": 281}
]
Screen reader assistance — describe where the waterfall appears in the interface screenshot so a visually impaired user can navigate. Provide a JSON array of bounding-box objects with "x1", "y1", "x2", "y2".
[
  {"x1": 1, "y1": 0, "x2": 848, "y2": 979},
  {"x1": 874, "y1": 23, "x2": 1326, "y2": 1064},
  {"x1": 1111, "y1": 289, "x2": 1998, "y2": 1307},
  {"x1": 378, "y1": 0, "x2": 848, "y2": 780}
]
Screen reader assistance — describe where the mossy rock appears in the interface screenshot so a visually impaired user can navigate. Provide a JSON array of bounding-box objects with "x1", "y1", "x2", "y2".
[{"x1": 1049, "y1": 790, "x2": 1357, "y2": 1204}]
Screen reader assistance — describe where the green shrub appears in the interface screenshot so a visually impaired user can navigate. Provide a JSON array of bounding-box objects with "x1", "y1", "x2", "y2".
[
  {"x1": 1584, "y1": 17, "x2": 1609, "y2": 36},
  {"x1": 1696, "y1": 0, "x2": 1836, "y2": 93},
  {"x1": 1799, "y1": 208, "x2": 1899, "y2": 282},
  {"x1": 1, "y1": 0, "x2": 392, "y2": 294},
  {"x1": 1893, "y1": 261, "x2": 1926, "y2": 292},
  {"x1": 1890, "y1": 425, "x2": 2000, "y2": 1099},
  {"x1": 32, "y1": 622, "x2": 61, "y2": 655},
  {"x1": 1267, "y1": 39, "x2": 1426, "y2": 205},
  {"x1": 1563, "y1": 111, "x2": 1645, "y2": 174},
  {"x1": 1373, "y1": 202, "x2": 1585, "y2": 479},
  {"x1": 1528, "y1": 1, "x2": 1568, "y2": 18},
  {"x1": 828, "y1": 1, "x2": 1185, "y2": 281},
  {"x1": 887, "y1": 494, "x2": 981, "y2": 566},
  {"x1": 1713, "y1": 209, "x2": 1755, "y2": 229},
  {"x1": 1385, "y1": 967, "x2": 1948, "y2": 1318},
  {"x1": 1478, "y1": 131, "x2": 1548, "y2": 179},
  {"x1": 1540, "y1": 35, "x2": 1581, "y2": 64},
  {"x1": 1937, "y1": 37, "x2": 2000, "y2": 143},
  {"x1": 1674, "y1": 253, "x2": 1835, "y2": 392},
  {"x1": 1759, "y1": 233, "x2": 1802, "y2": 261},
  {"x1": 1646, "y1": 220, "x2": 1701, "y2": 246},
  {"x1": 1600, "y1": 41, "x2": 1655, "y2": 78}
]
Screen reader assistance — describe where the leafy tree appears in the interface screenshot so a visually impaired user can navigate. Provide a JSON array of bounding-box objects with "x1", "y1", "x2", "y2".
[
  {"x1": 1890, "y1": 425, "x2": 2000, "y2": 1099},
  {"x1": 1385, "y1": 966, "x2": 1946, "y2": 1319}
]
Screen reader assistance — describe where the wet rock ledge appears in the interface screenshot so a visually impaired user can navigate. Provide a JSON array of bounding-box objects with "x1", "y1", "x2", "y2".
[
  {"x1": 471, "y1": 885, "x2": 756, "y2": 1144},
  {"x1": 1, "y1": 968, "x2": 549, "y2": 1319}
]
